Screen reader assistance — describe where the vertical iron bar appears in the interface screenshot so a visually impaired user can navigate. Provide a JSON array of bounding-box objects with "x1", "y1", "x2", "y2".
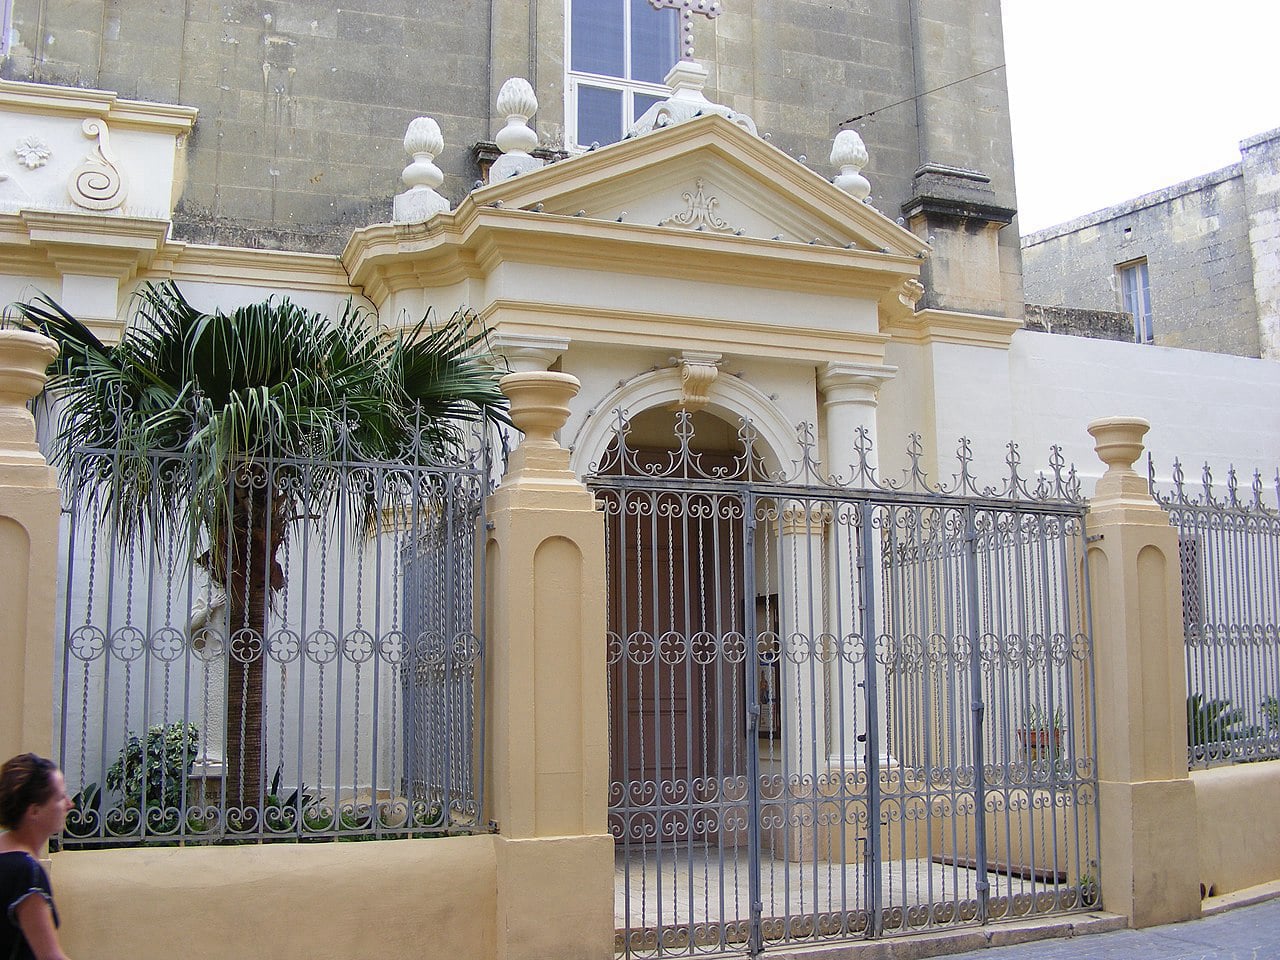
[
  {"x1": 744, "y1": 493, "x2": 762, "y2": 958},
  {"x1": 963, "y1": 505, "x2": 990, "y2": 923},
  {"x1": 859, "y1": 501, "x2": 883, "y2": 938}
]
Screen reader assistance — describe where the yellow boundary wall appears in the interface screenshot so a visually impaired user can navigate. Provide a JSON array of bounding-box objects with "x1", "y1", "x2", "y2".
[
  {"x1": 1192, "y1": 760, "x2": 1280, "y2": 898},
  {"x1": 53, "y1": 836, "x2": 497, "y2": 960}
]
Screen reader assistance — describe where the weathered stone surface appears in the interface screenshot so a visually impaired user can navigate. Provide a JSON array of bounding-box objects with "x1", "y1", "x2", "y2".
[
  {"x1": 1024, "y1": 304, "x2": 1136, "y2": 343},
  {"x1": 3, "y1": 0, "x2": 1019, "y2": 279},
  {"x1": 1022, "y1": 130, "x2": 1280, "y2": 359}
]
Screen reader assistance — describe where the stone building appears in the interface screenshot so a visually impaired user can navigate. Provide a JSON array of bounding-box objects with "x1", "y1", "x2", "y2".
[
  {"x1": 1021, "y1": 127, "x2": 1280, "y2": 360},
  {"x1": 1, "y1": 0, "x2": 1022, "y2": 319}
]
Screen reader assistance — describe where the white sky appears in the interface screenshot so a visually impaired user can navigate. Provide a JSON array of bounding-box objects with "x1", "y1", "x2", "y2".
[{"x1": 1000, "y1": 0, "x2": 1280, "y2": 234}]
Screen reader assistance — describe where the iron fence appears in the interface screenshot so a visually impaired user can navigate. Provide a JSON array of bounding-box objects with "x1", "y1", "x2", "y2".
[
  {"x1": 1150, "y1": 457, "x2": 1280, "y2": 768},
  {"x1": 590, "y1": 412, "x2": 1099, "y2": 957},
  {"x1": 55, "y1": 409, "x2": 492, "y2": 846}
]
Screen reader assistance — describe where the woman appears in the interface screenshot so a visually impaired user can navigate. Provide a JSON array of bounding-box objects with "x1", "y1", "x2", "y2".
[{"x1": 0, "y1": 754, "x2": 73, "y2": 960}]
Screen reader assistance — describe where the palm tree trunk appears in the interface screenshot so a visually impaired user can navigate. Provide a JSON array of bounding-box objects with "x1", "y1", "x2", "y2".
[{"x1": 222, "y1": 470, "x2": 286, "y2": 819}]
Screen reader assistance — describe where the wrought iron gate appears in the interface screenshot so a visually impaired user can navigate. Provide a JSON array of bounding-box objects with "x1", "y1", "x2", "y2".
[{"x1": 589, "y1": 413, "x2": 1100, "y2": 957}]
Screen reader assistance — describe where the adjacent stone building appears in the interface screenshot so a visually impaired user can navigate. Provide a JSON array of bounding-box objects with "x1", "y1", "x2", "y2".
[
  {"x1": 1021, "y1": 127, "x2": 1280, "y2": 360},
  {"x1": 1, "y1": 0, "x2": 1023, "y2": 318}
]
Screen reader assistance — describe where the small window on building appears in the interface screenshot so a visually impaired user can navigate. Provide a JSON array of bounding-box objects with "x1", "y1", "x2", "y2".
[
  {"x1": 566, "y1": 0, "x2": 679, "y2": 150},
  {"x1": 1118, "y1": 259, "x2": 1153, "y2": 344}
]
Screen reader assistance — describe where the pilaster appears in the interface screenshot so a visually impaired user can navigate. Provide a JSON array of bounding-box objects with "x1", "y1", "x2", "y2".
[
  {"x1": 0, "y1": 330, "x2": 61, "y2": 762},
  {"x1": 487, "y1": 370, "x2": 612, "y2": 960},
  {"x1": 1085, "y1": 416, "x2": 1201, "y2": 927}
]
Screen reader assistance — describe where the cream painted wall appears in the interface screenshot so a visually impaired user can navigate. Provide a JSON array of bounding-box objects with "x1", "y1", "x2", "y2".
[{"x1": 1010, "y1": 330, "x2": 1280, "y2": 488}]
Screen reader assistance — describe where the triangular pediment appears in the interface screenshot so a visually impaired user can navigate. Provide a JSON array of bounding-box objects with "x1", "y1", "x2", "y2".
[{"x1": 467, "y1": 114, "x2": 928, "y2": 258}]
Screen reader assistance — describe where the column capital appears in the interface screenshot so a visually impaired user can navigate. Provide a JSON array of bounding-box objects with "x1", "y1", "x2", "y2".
[
  {"x1": 493, "y1": 333, "x2": 570, "y2": 373},
  {"x1": 818, "y1": 361, "x2": 897, "y2": 407}
]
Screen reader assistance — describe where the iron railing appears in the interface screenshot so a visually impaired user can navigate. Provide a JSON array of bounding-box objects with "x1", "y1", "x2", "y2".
[
  {"x1": 591, "y1": 412, "x2": 1099, "y2": 957},
  {"x1": 55, "y1": 410, "x2": 492, "y2": 846},
  {"x1": 1151, "y1": 457, "x2": 1280, "y2": 768}
]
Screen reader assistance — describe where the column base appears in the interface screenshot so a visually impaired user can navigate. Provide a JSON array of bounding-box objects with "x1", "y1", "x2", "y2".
[
  {"x1": 1099, "y1": 778, "x2": 1201, "y2": 927},
  {"x1": 494, "y1": 834, "x2": 615, "y2": 960}
]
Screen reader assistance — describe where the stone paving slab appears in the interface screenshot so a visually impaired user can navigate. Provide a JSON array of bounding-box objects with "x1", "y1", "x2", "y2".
[{"x1": 941, "y1": 896, "x2": 1280, "y2": 960}]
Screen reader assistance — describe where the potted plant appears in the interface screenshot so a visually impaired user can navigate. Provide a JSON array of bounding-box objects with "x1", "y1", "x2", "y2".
[{"x1": 1017, "y1": 705, "x2": 1063, "y2": 763}]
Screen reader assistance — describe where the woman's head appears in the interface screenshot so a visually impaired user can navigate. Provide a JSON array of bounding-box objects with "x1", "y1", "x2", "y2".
[{"x1": 0, "y1": 754, "x2": 65, "y2": 832}]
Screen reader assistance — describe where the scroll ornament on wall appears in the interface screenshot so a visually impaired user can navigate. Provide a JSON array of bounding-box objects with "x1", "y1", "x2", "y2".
[{"x1": 67, "y1": 119, "x2": 127, "y2": 211}]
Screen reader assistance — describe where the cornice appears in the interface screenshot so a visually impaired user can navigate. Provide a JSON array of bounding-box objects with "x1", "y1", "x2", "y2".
[
  {"x1": 467, "y1": 115, "x2": 930, "y2": 259},
  {"x1": 884, "y1": 308, "x2": 1023, "y2": 349},
  {"x1": 3, "y1": 209, "x2": 173, "y2": 280},
  {"x1": 477, "y1": 299, "x2": 891, "y2": 366},
  {"x1": 0, "y1": 79, "x2": 198, "y2": 135},
  {"x1": 149, "y1": 243, "x2": 353, "y2": 292},
  {"x1": 344, "y1": 206, "x2": 921, "y2": 305}
]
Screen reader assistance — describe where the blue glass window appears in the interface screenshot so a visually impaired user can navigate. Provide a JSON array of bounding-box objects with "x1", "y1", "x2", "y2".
[
  {"x1": 567, "y1": 0, "x2": 680, "y2": 148},
  {"x1": 577, "y1": 86, "x2": 624, "y2": 147}
]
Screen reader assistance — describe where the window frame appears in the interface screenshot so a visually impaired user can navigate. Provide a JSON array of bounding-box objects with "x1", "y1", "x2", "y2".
[
  {"x1": 564, "y1": 0, "x2": 679, "y2": 151},
  {"x1": 1117, "y1": 258, "x2": 1153, "y2": 345},
  {"x1": 0, "y1": 0, "x2": 13, "y2": 58}
]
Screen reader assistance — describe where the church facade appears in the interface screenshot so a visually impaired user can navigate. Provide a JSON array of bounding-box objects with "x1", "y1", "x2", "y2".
[{"x1": 2, "y1": 4, "x2": 1280, "y2": 959}]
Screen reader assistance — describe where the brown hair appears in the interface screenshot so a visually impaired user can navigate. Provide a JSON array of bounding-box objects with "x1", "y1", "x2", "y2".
[{"x1": 0, "y1": 754, "x2": 58, "y2": 829}]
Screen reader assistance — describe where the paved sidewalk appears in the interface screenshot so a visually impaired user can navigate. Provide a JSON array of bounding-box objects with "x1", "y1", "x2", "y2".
[{"x1": 946, "y1": 897, "x2": 1280, "y2": 960}]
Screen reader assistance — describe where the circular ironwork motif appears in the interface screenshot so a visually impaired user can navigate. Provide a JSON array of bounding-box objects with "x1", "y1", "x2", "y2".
[
  {"x1": 378, "y1": 630, "x2": 409, "y2": 665},
  {"x1": 343, "y1": 629, "x2": 376, "y2": 664},
  {"x1": 690, "y1": 631, "x2": 718, "y2": 665},
  {"x1": 149, "y1": 626, "x2": 186, "y2": 663},
  {"x1": 305, "y1": 629, "x2": 339, "y2": 665},
  {"x1": 267, "y1": 628, "x2": 302, "y2": 664},
  {"x1": 68, "y1": 624, "x2": 106, "y2": 661},
  {"x1": 658, "y1": 631, "x2": 686, "y2": 666},
  {"x1": 109, "y1": 626, "x2": 147, "y2": 662},
  {"x1": 229, "y1": 627, "x2": 263, "y2": 663}
]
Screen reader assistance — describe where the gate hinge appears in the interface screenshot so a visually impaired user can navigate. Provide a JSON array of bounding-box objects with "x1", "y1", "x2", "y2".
[
  {"x1": 970, "y1": 700, "x2": 985, "y2": 721},
  {"x1": 976, "y1": 880, "x2": 990, "y2": 894}
]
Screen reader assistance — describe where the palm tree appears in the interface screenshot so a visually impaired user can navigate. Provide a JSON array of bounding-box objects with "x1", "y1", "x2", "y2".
[{"x1": 11, "y1": 281, "x2": 508, "y2": 814}]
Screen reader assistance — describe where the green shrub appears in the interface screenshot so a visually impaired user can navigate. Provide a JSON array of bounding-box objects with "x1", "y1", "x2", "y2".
[{"x1": 105, "y1": 722, "x2": 200, "y2": 811}]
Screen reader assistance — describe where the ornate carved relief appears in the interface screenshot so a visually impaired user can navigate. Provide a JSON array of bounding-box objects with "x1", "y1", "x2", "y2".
[
  {"x1": 898, "y1": 278, "x2": 925, "y2": 311},
  {"x1": 675, "y1": 350, "x2": 721, "y2": 411},
  {"x1": 67, "y1": 119, "x2": 127, "y2": 210},
  {"x1": 662, "y1": 179, "x2": 733, "y2": 232},
  {"x1": 14, "y1": 136, "x2": 51, "y2": 170}
]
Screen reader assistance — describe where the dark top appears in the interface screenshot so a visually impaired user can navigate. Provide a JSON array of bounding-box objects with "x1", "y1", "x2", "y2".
[{"x1": 0, "y1": 851, "x2": 58, "y2": 960}]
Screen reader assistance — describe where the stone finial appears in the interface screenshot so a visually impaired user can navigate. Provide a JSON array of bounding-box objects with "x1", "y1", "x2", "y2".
[
  {"x1": 500, "y1": 371, "x2": 580, "y2": 448},
  {"x1": 831, "y1": 129, "x2": 870, "y2": 200},
  {"x1": 490, "y1": 78, "x2": 545, "y2": 185},
  {"x1": 1087, "y1": 416, "x2": 1156, "y2": 506},
  {"x1": 0, "y1": 329, "x2": 58, "y2": 472},
  {"x1": 627, "y1": 61, "x2": 758, "y2": 139},
  {"x1": 393, "y1": 116, "x2": 450, "y2": 224}
]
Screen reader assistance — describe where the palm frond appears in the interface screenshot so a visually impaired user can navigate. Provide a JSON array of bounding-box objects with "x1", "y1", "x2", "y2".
[{"x1": 7, "y1": 282, "x2": 509, "y2": 571}]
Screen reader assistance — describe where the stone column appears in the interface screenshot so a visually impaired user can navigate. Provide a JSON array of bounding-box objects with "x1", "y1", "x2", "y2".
[
  {"x1": 819, "y1": 362, "x2": 896, "y2": 767},
  {"x1": 487, "y1": 371, "x2": 613, "y2": 960},
  {"x1": 1086, "y1": 416, "x2": 1201, "y2": 927},
  {"x1": 0, "y1": 330, "x2": 61, "y2": 762}
]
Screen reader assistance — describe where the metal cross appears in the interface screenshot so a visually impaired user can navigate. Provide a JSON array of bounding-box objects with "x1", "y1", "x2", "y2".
[{"x1": 648, "y1": 0, "x2": 722, "y2": 62}]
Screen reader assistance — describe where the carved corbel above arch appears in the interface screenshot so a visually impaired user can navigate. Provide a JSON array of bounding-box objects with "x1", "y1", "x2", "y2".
[{"x1": 673, "y1": 350, "x2": 721, "y2": 411}]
